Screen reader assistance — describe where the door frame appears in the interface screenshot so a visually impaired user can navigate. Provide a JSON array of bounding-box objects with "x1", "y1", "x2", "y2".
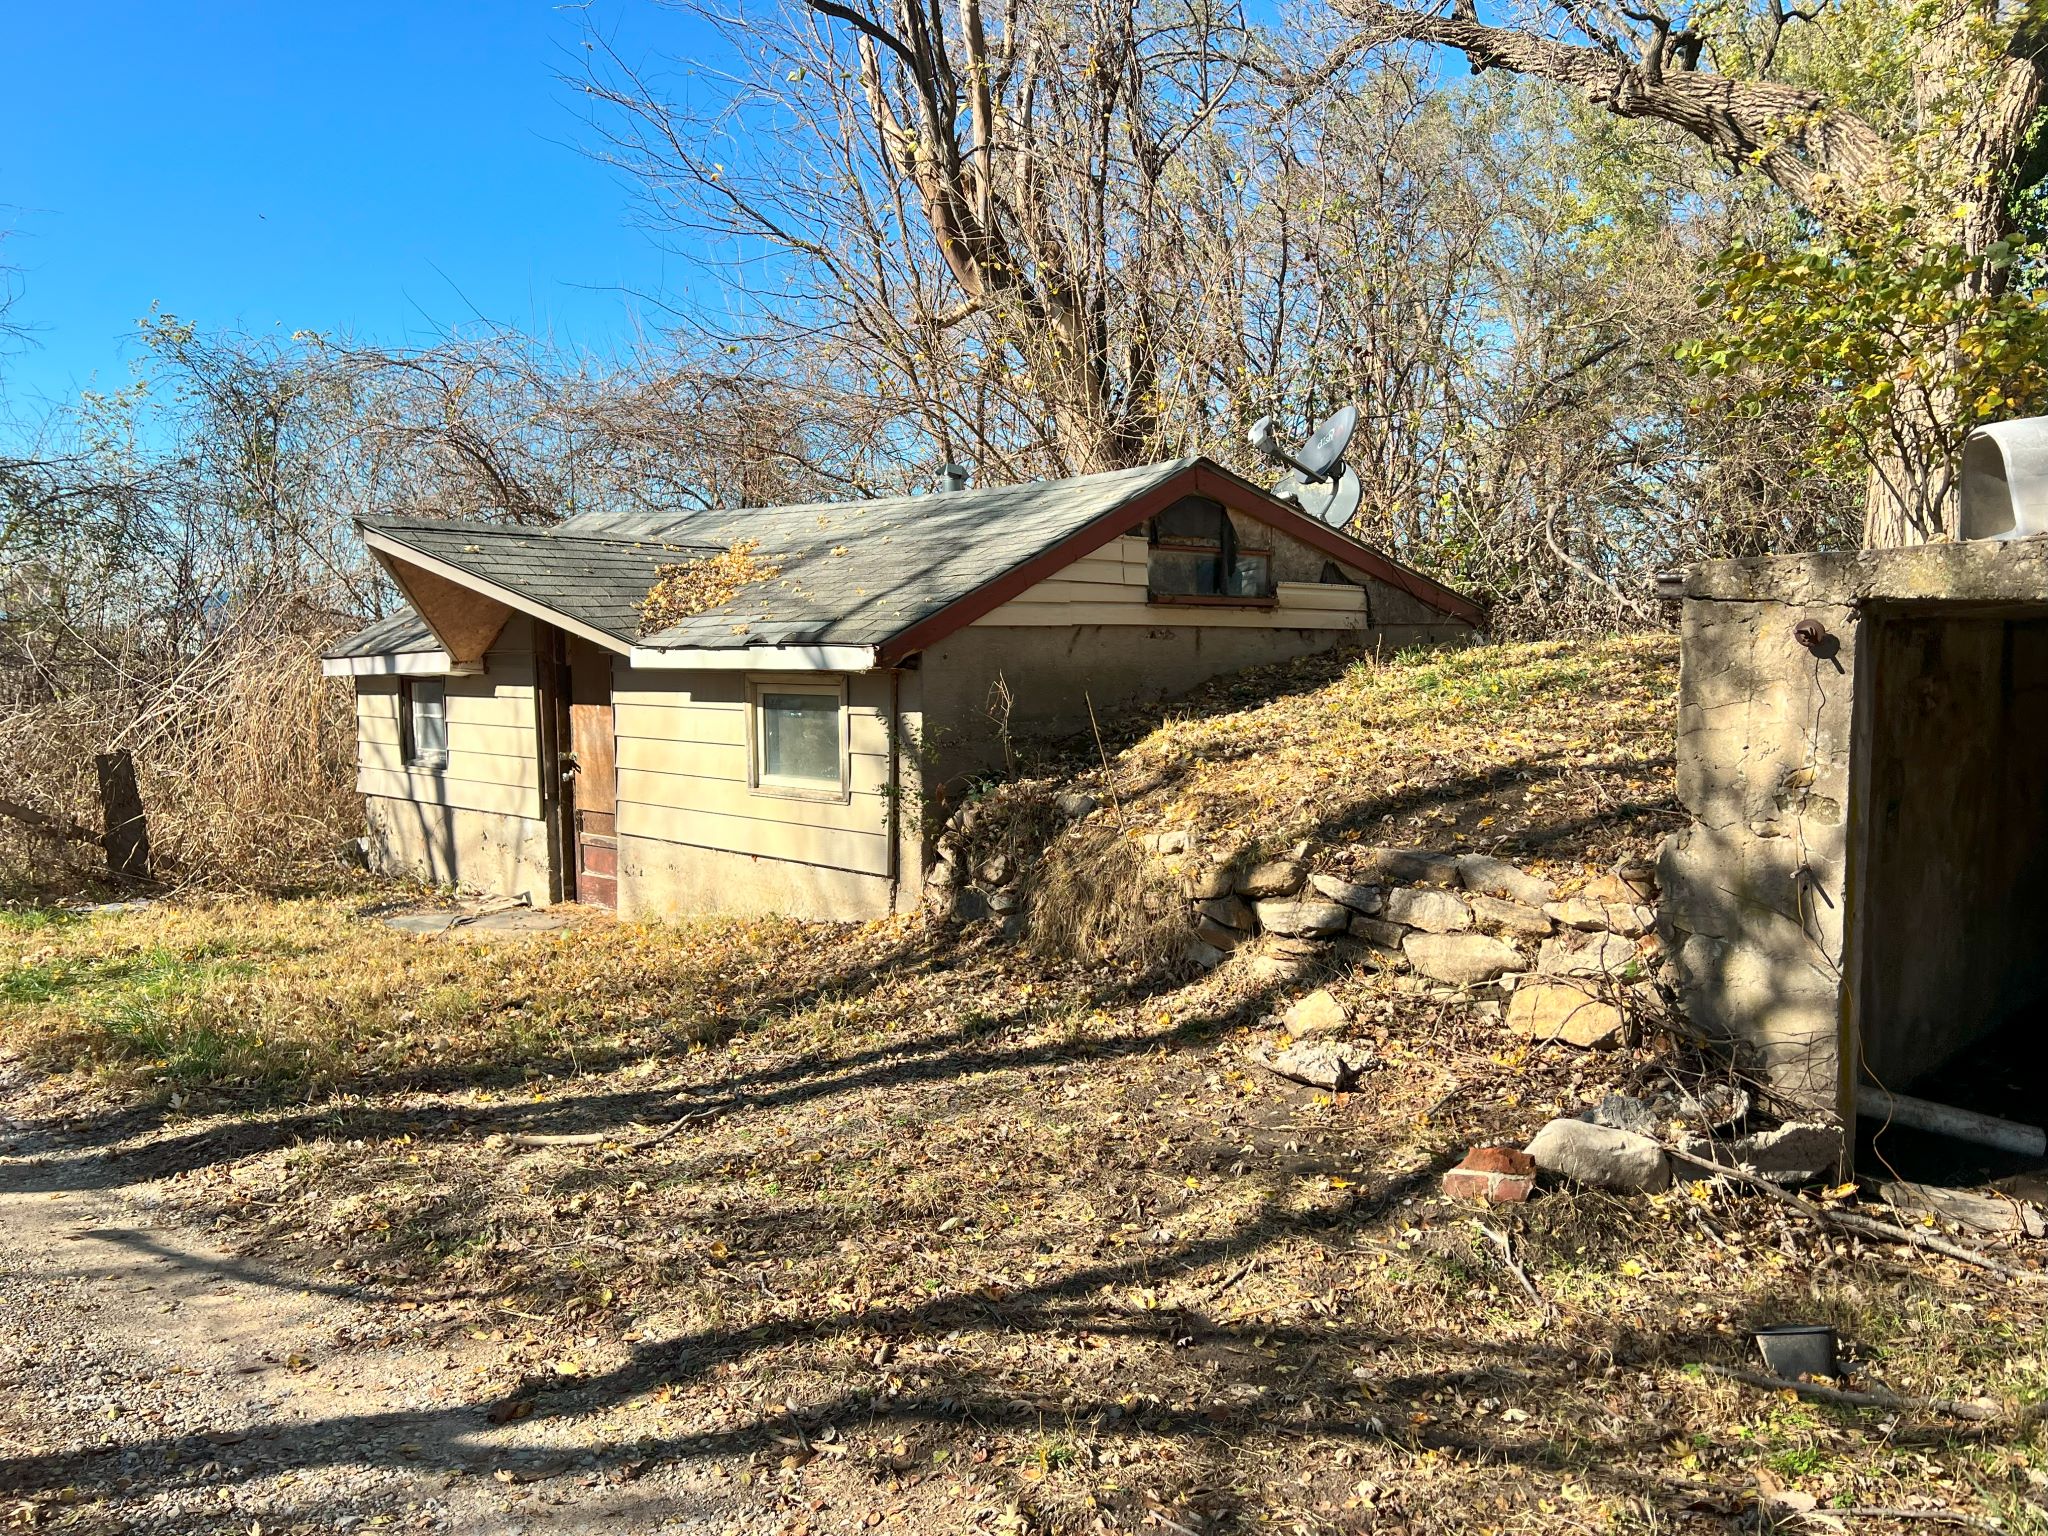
[{"x1": 534, "y1": 623, "x2": 576, "y2": 904}]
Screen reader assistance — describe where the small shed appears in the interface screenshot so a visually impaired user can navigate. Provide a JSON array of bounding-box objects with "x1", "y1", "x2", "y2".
[
  {"x1": 323, "y1": 457, "x2": 1479, "y2": 921},
  {"x1": 1662, "y1": 540, "x2": 2048, "y2": 1173}
]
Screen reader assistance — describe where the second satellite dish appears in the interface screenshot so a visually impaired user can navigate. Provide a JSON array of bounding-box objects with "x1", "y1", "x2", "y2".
[{"x1": 1249, "y1": 404, "x2": 1362, "y2": 529}]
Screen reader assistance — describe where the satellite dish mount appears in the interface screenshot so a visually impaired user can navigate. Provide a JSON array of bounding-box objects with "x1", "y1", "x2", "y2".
[{"x1": 1248, "y1": 405, "x2": 1362, "y2": 529}]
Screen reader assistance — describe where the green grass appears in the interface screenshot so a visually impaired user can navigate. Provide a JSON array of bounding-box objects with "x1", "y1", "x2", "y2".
[{"x1": 0, "y1": 906, "x2": 85, "y2": 932}]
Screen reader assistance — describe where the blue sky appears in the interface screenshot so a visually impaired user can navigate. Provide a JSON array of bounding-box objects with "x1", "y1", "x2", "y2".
[{"x1": 2, "y1": 1, "x2": 696, "y2": 410}]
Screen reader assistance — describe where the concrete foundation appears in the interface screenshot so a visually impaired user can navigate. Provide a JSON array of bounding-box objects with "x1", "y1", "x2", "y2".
[
  {"x1": 614, "y1": 831, "x2": 910, "y2": 924},
  {"x1": 364, "y1": 796, "x2": 554, "y2": 905},
  {"x1": 1663, "y1": 540, "x2": 2048, "y2": 1123}
]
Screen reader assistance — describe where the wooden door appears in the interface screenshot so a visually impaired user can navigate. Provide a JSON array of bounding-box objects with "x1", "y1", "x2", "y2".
[{"x1": 566, "y1": 639, "x2": 618, "y2": 908}]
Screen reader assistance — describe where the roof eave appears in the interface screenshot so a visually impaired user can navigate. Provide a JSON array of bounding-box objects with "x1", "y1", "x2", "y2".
[
  {"x1": 625, "y1": 643, "x2": 882, "y2": 672},
  {"x1": 320, "y1": 651, "x2": 484, "y2": 678}
]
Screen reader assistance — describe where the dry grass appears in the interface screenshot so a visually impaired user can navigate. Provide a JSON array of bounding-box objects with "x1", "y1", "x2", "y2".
[
  {"x1": 1027, "y1": 821, "x2": 1190, "y2": 971},
  {"x1": 0, "y1": 616, "x2": 363, "y2": 895},
  {"x1": 4, "y1": 639, "x2": 2044, "y2": 1534},
  {"x1": 1060, "y1": 633, "x2": 1682, "y2": 878}
]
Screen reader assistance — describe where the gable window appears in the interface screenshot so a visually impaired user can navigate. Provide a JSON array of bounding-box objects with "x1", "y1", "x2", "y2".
[
  {"x1": 1146, "y1": 496, "x2": 1272, "y2": 602},
  {"x1": 399, "y1": 677, "x2": 448, "y2": 770},
  {"x1": 751, "y1": 679, "x2": 846, "y2": 796}
]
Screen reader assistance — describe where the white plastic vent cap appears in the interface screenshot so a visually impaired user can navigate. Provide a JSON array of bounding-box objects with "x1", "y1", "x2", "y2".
[{"x1": 1960, "y1": 415, "x2": 2048, "y2": 540}]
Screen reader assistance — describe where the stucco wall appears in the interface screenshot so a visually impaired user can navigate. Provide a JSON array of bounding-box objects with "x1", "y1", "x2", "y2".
[{"x1": 1661, "y1": 541, "x2": 2048, "y2": 1116}]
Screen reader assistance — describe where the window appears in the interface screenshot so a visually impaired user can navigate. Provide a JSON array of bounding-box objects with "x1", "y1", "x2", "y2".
[
  {"x1": 1147, "y1": 496, "x2": 1272, "y2": 602},
  {"x1": 752, "y1": 680, "x2": 846, "y2": 795},
  {"x1": 399, "y1": 677, "x2": 448, "y2": 770}
]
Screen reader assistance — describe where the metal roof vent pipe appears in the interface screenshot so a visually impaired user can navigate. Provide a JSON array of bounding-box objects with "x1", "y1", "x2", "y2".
[
  {"x1": 1960, "y1": 416, "x2": 2048, "y2": 540},
  {"x1": 934, "y1": 462, "x2": 972, "y2": 494}
]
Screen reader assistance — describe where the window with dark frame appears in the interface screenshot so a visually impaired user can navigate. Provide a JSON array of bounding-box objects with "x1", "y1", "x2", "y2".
[
  {"x1": 399, "y1": 677, "x2": 449, "y2": 770},
  {"x1": 1146, "y1": 497, "x2": 1272, "y2": 602}
]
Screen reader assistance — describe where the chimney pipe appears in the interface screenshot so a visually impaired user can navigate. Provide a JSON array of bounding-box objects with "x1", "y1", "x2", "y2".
[{"x1": 935, "y1": 462, "x2": 972, "y2": 494}]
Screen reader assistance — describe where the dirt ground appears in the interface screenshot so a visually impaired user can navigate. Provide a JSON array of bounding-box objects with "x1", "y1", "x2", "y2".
[{"x1": 5, "y1": 640, "x2": 2047, "y2": 1535}]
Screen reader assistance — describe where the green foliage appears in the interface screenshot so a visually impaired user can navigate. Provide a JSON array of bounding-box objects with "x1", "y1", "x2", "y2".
[{"x1": 1681, "y1": 233, "x2": 2048, "y2": 479}]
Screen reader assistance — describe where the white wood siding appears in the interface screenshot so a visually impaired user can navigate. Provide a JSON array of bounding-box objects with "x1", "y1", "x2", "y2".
[
  {"x1": 612, "y1": 666, "x2": 895, "y2": 877},
  {"x1": 354, "y1": 648, "x2": 540, "y2": 820}
]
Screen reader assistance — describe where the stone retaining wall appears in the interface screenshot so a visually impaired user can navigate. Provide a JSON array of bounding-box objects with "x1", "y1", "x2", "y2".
[{"x1": 923, "y1": 787, "x2": 1672, "y2": 1046}]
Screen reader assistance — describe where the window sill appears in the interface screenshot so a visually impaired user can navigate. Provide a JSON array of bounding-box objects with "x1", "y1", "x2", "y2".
[
  {"x1": 1146, "y1": 594, "x2": 1278, "y2": 610},
  {"x1": 750, "y1": 778, "x2": 852, "y2": 805}
]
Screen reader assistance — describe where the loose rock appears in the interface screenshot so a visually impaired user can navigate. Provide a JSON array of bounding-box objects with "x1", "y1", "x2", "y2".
[
  {"x1": 1194, "y1": 917, "x2": 1246, "y2": 951},
  {"x1": 1525, "y1": 1118, "x2": 1671, "y2": 1193},
  {"x1": 1578, "y1": 871, "x2": 1637, "y2": 905},
  {"x1": 1055, "y1": 791, "x2": 1100, "y2": 820},
  {"x1": 1506, "y1": 978, "x2": 1624, "y2": 1048},
  {"x1": 1348, "y1": 914, "x2": 1408, "y2": 951},
  {"x1": 1282, "y1": 989, "x2": 1350, "y2": 1038},
  {"x1": 1403, "y1": 932, "x2": 1522, "y2": 986},
  {"x1": 1536, "y1": 930, "x2": 1642, "y2": 979},
  {"x1": 1469, "y1": 894, "x2": 1553, "y2": 938},
  {"x1": 1142, "y1": 829, "x2": 1191, "y2": 855},
  {"x1": 1255, "y1": 899, "x2": 1352, "y2": 938},
  {"x1": 1308, "y1": 873, "x2": 1384, "y2": 915},
  {"x1": 1726, "y1": 1122, "x2": 1842, "y2": 1186},
  {"x1": 1384, "y1": 887, "x2": 1473, "y2": 933},
  {"x1": 1613, "y1": 857, "x2": 1659, "y2": 900},
  {"x1": 1253, "y1": 1040, "x2": 1373, "y2": 1092},
  {"x1": 1236, "y1": 859, "x2": 1308, "y2": 899},
  {"x1": 1541, "y1": 897, "x2": 1610, "y2": 931},
  {"x1": 1188, "y1": 866, "x2": 1235, "y2": 899},
  {"x1": 1197, "y1": 895, "x2": 1254, "y2": 931},
  {"x1": 1354, "y1": 847, "x2": 1462, "y2": 886},
  {"x1": 1604, "y1": 903, "x2": 1656, "y2": 938}
]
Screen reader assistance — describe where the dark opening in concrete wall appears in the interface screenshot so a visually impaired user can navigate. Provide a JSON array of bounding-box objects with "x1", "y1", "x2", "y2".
[{"x1": 1854, "y1": 606, "x2": 2048, "y2": 1091}]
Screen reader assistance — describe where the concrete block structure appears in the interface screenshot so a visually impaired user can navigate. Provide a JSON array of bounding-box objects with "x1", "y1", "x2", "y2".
[{"x1": 1662, "y1": 541, "x2": 2048, "y2": 1128}]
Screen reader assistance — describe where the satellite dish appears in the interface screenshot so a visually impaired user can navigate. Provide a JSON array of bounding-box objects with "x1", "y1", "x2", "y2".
[
  {"x1": 1291, "y1": 464, "x2": 1363, "y2": 529},
  {"x1": 1297, "y1": 405, "x2": 1357, "y2": 479},
  {"x1": 1248, "y1": 405, "x2": 1361, "y2": 527}
]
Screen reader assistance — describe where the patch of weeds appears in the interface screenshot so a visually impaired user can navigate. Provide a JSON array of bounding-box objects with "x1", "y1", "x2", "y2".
[
  {"x1": 1030, "y1": 1436, "x2": 1078, "y2": 1474},
  {"x1": 1766, "y1": 1446, "x2": 1832, "y2": 1479},
  {"x1": 0, "y1": 906, "x2": 83, "y2": 932}
]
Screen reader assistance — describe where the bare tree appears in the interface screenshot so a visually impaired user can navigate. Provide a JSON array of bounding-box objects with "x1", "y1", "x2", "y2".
[{"x1": 582, "y1": 0, "x2": 1285, "y2": 476}]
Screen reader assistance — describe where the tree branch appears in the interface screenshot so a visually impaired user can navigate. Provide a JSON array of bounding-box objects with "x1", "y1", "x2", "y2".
[{"x1": 1332, "y1": 0, "x2": 1902, "y2": 228}]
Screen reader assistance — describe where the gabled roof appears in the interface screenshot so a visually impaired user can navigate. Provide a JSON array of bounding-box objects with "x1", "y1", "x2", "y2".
[{"x1": 325, "y1": 457, "x2": 1478, "y2": 668}]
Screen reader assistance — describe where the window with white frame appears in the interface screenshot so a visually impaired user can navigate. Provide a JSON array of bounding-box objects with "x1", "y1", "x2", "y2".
[
  {"x1": 751, "y1": 679, "x2": 846, "y2": 794},
  {"x1": 399, "y1": 677, "x2": 449, "y2": 770}
]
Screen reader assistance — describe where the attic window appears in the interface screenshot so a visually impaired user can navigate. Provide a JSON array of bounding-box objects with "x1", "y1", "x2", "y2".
[{"x1": 1147, "y1": 497, "x2": 1271, "y2": 603}]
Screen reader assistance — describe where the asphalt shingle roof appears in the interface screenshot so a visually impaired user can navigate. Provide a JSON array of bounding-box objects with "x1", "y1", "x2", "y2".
[
  {"x1": 322, "y1": 607, "x2": 442, "y2": 661},
  {"x1": 346, "y1": 459, "x2": 1197, "y2": 654}
]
